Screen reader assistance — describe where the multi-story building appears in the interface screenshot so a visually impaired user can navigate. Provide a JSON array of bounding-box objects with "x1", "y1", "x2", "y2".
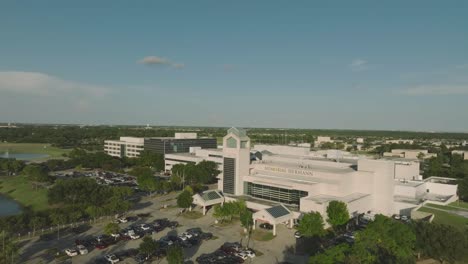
[
  {"x1": 104, "y1": 133, "x2": 217, "y2": 158},
  {"x1": 164, "y1": 147, "x2": 223, "y2": 172},
  {"x1": 144, "y1": 133, "x2": 217, "y2": 155},
  {"x1": 104, "y1": 137, "x2": 145, "y2": 158},
  {"x1": 190, "y1": 128, "x2": 458, "y2": 235}
]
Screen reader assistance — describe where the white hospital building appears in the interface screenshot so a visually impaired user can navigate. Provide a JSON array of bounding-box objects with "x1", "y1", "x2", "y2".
[{"x1": 169, "y1": 128, "x2": 458, "y2": 234}]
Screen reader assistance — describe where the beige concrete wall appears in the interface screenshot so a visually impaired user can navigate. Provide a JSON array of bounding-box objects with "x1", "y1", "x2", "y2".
[{"x1": 394, "y1": 162, "x2": 420, "y2": 180}]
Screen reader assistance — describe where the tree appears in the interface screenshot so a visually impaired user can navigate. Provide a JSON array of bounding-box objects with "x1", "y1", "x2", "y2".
[
  {"x1": 350, "y1": 215, "x2": 415, "y2": 264},
  {"x1": 29, "y1": 216, "x2": 47, "y2": 236},
  {"x1": 309, "y1": 243, "x2": 350, "y2": 264},
  {"x1": 458, "y1": 176, "x2": 468, "y2": 201},
  {"x1": 240, "y1": 208, "x2": 254, "y2": 248},
  {"x1": 22, "y1": 164, "x2": 50, "y2": 182},
  {"x1": 177, "y1": 190, "x2": 193, "y2": 210},
  {"x1": 104, "y1": 223, "x2": 120, "y2": 236},
  {"x1": 326, "y1": 201, "x2": 349, "y2": 230},
  {"x1": 139, "y1": 236, "x2": 159, "y2": 259},
  {"x1": 297, "y1": 212, "x2": 325, "y2": 238},
  {"x1": 166, "y1": 245, "x2": 184, "y2": 264},
  {"x1": 129, "y1": 166, "x2": 153, "y2": 178},
  {"x1": 414, "y1": 221, "x2": 468, "y2": 263},
  {"x1": 137, "y1": 151, "x2": 164, "y2": 171}
]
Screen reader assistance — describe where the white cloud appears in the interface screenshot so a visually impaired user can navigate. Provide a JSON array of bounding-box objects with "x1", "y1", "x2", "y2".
[
  {"x1": 138, "y1": 56, "x2": 184, "y2": 68},
  {"x1": 400, "y1": 84, "x2": 468, "y2": 95},
  {"x1": 0, "y1": 71, "x2": 110, "y2": 96},
  {"x1": 350, "y1": 59, "x2": 368, "y2": 71}
]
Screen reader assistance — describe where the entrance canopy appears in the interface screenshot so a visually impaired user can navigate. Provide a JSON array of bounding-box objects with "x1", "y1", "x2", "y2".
[
  {"x1": 193, "y1": 190, "x2": 224, "y2": 207},
  {"x1": 253, "y1": 204, "x2": 294, "y2": 225}
]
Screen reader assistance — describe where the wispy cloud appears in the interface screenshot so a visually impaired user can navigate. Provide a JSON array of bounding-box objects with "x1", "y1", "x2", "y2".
[
  {"x1": 0, "y1": 71, "x2": 110, "y2": 96},
  {"x1": 400, "y1": 84, "x2": 468, "y2": 95},
  {"x1": 138, "y1": 56, "x2": 184, "y2": 69},
  {"x1": 350, "y1": 59, "x2": 368, "y2": 71}
]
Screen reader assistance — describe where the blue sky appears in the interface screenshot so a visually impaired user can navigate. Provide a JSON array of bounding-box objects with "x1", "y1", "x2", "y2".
[{"x1": 1, "y1": 1, "x2": 468, "y2": 131}]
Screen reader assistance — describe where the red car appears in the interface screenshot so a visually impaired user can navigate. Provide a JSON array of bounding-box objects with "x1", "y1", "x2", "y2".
[{"x1": 95, "y1": 243, "x2": 109, "y2": 250}]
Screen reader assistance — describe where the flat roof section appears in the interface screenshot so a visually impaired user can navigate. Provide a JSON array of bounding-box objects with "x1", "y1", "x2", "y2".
[{"x1": 305, "y1": 193, "x2": 370, "y2": 204}]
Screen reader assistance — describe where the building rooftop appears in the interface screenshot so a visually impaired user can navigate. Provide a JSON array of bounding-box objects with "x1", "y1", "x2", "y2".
[
  {"x1": 395, "y1": 180, "x2": 425, "y2": 187},
  {"x1": 265, "y1": 204, "x2": 292, "y2": 219},
  {"x1": 305, "y1": 193, "x2": 370, "y2": 204}
]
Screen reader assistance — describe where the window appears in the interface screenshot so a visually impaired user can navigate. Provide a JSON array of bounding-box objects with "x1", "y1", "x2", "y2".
[{"x1": 226, "y1": 137, "x2": 237, "y2": 148}]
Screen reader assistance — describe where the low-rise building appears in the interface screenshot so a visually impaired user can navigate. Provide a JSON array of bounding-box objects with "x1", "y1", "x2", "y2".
[
  {"x1": 452, "y1": 150, "x2": 468, "y2": 160},
  {"x1": 383, "y1": 149, "x2": 437, "y2": 160}
]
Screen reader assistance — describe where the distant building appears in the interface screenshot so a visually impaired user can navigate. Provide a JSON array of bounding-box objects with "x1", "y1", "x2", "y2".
[
  {"x1": 104, "y1": 137, "x2": 145, "y2": 158},
  {"x1": 452, "y1": 150, "x2": 468, "y2": 160},
  {"x1": 385, "y1": 139, "x2": 414, "y2": 144},
  {"x1": 104, "y1": 133, "x2": 216, "y2": 158},
  {"x1": 144, "y1": 133, "x2": 217, "y2": 155},
  {"x1": 383, "y1": 149, "x2": 437, "y2": 160},
  {"x1": 314, "y1": 136, "x2": 333, "y2": 147},
  {"x1": 356, "y1": 137, "x2": 364, "y2": 144}
]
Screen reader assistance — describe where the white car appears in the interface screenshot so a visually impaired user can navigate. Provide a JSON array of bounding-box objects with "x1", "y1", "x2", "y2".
[
  {"x1": 393, "y1": 215, "x2": 401, "y2": 220},
  {"x1": 76, "y1": 245, "x2": 88, "y2": 255},
  {"x1": 140, "y1": 224, "x2": 151, "y2": 231},
  {"x1": 243, "y1": 250, "x2": 256, "y2": 258},
  {"x1": 65, "y1": 248, "x2": 78, "y2": 257},
  {"x1": 401, "y1": 215, "x2": 409, "y2": 221},
  {"x1": 111, "y1": 233, "x2": 120, "y2": 238},
  {"x1": 181, "y1": 232, "x2": 193, "y2": 239},
  {"x1": 178, "y1": 234, "x2": 188, "y2": 241},
  {"x1": 130, "y1": 233, "x2": 141, "y2": 240},
  {"x1": 118, "y1": 217, "x2": 128, "y2": 223},
  {"x1": 105, "y1": 254, "x2": 120, "y2": 264},
  {"x1": 234, "y1": 252, "x2": 248, "y2": 261}
]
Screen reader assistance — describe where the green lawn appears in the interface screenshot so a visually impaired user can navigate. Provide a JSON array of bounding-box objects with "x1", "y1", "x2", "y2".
[
  {"x1": 251, "y1": 230, "x2": 275, "y2": 241},
  {"x1": 426, "y1": 203, "x2": 468, "y2": 212},
  {"x1": 0, "y1": 143, "x2": 71, "y2": 161},
  {"x1": 418, "y1": 206, "x2": 468, "y2": 230},
  {"x1": 0, "y1": 175, "x2": 49, "y2": 211},
  {"x1": 182, "y1": 211, "x2": 203, "y2": 219},
  {"x1": 449, "y1": 201, "x2": 468, "y2": 210}
]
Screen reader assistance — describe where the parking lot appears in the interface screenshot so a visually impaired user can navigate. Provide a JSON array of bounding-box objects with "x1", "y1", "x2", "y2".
[{"x1": 20, "y1": 192, "x2": 308, "y2": 264}]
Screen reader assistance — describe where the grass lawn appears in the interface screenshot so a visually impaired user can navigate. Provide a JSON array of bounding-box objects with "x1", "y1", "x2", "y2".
[
  {"x1": 181, "y1": 211, "x2": 203, "y2": 219},
  {"x1": 0, "y1": 143, "x2": 71, "y2": 161},
  {"x1": 251, "y1": 230, "x2": 275, "y2": 241},
  {"x1": 0, "y1": 175, "x2": 49, "y2": 211},
  {"x1": 449, "y1": 201, "x2": 468, "y2": 210},
  {"x1": 426, "y1": 203, "x2": 468, "y2": 212},
  {"x1": 418, "y1": 206, "x2": 468, "y2": 230}
]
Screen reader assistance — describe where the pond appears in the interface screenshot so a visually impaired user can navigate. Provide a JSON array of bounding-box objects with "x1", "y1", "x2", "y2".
[
  {"x1": 0, "y1": 153, "x2": 49, "y2": 160},
  {"x1": 0, "y1": 195, "x2": 22, "y2": 216}
]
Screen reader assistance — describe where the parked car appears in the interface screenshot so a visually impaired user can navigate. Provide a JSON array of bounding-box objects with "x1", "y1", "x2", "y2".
[
  {"x1": 294, "y1": 231, "x2": 302, "y2": 238},
  {"x1": 76, "y1": 245, "x2": 88, "y2": 255},
  {"x1": 140, "y1": 224, "x2": 151, "y2": 231},
  {"x1": 243, "y1": 249, "x2": 256, "y2": 258},
  {"x1": 95, "y1": 243, "x2": 109, "y2": 250},
  {"x1": 105, "y1": 254, "x2": 120, "y2": 264},
  {"x1": 65, "y1": 248, "x2": 78, "y2": 257},
  {"x1": 200, "y1": 232, "x2": 213, "y2": 240},
  {"x1": 134, "y1": 254, "x2": 149, "y2": 263},
  {"x1": 259, "y1": 223, "x2": 273, "y2": 230}
]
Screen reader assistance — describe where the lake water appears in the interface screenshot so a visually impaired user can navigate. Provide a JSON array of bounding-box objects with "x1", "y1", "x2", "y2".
[
  {"x1": 0, "y1": 153, "x2": 49, "y2": 160},
  {"x1": 0, "y1": 195, "x2": 22, "y2": 216}
]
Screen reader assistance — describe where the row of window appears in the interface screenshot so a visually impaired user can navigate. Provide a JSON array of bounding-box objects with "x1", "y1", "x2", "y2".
[{"x1": 245, "y1": 182, "x2": 308, "y2": 205}]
